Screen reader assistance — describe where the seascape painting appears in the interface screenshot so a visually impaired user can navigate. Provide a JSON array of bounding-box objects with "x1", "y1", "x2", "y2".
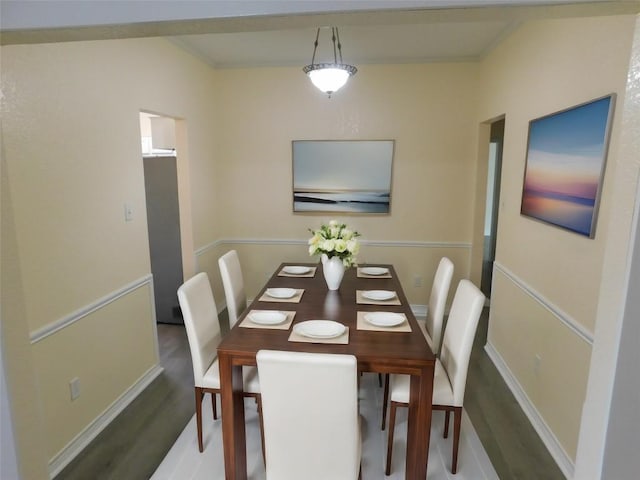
[
  {"x1": 520, "y1": 95, "x2": 615, "y2": 238},
  {"x1": 293, "y1": 140, "x2": 394, "y2": 214}
]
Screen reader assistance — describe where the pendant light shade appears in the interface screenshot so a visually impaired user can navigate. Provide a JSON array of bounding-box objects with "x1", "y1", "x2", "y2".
[{"x1": 303, "y1": 27, "x2": 357, "y2": 97}]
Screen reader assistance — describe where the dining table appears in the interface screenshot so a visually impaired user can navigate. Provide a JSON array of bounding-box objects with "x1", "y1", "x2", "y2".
[{"x1": 217, "y1": 262, "x2": 436, "y2": 480}]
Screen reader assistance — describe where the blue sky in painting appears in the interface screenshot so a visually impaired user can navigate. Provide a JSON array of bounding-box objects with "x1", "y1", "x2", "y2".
[
  {"x1": 521, "y1": 96, "x2": 614, "y2": 236},
  {"x1": 524, "y1": 96, "x2": 613, "y2": 199},
  {"x1": 528, "y1": 96, "x2": 612, "y2": 158}
]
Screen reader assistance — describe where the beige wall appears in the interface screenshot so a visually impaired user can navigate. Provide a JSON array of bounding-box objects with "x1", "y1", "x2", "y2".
[
  {"x1": 202, "y1": 63, "x2": 480, "y2": 305},
  {"x1": 1, "y1": 37, "x2": 219, "y2": 475},
  {"x1": 478, "y1": 15, "x2": 637, "y2": 466},
  {"x1": 3, "y1": 13, "x2": 638, "y2": 480},
  {"x1": 32, "y1": 285, "x2": 156, "y2": 458},
  {"x1": 2, "y1": 47, "x2": 482, "y2": 475}
]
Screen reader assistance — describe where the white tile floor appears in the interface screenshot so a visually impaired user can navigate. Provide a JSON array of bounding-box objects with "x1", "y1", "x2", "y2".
[{"x1": 152, "y1": 373, "x2": 498, "y2": 480}]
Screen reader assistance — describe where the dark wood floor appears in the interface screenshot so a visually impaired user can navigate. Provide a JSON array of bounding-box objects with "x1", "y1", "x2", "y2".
[{"x1": 56, "y1": 309, "x2": 564, "y2": 480}]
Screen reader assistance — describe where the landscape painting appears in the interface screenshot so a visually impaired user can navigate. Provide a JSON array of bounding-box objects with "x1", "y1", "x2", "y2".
[
  {"x1": 293, "y1": 140, "x2": 394, "y2": 214},
  {"x1": 520, "y1": 95, "x2": 615, "y2": 238}
]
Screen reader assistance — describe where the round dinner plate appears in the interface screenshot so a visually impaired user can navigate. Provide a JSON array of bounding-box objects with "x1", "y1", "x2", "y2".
[
  {"x1": 282, "y1": 265, "x2": 311, "y2": 275},
  {"x1": 362, "y1": 290, "x2": 396, "y2": 301},
  {"x1": 364, "y1": 312, "x2": 405, "y2": 327},
  {"x1": 294, "y1": 320, "x2": 346, "y2": 339},
  {"x1": 248, "y1": 311, "x2": 288, "y2": 325},
  {"x1": 360, "y1": 266, "x2": 389, "y2": 276},
  {"x1": 265, "y1": 288, "x2": 297, "y2": 299}
]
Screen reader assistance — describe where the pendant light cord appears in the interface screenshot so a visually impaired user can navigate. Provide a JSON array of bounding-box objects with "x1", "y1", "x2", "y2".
[{"x1": 310, "y1": 28, "x2": 320, "y2": 65}]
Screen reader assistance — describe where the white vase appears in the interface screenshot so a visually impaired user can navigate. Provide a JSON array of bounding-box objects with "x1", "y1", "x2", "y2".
[{"x1": 321, "y1": 254, "x2": 345, "y2": 291}]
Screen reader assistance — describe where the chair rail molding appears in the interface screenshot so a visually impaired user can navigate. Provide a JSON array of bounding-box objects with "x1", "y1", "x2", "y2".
[
  {"x1": 194, "y1": 237, "x2": 471, "y2": 261},
  {"x1": 30, "y1": 274, "x2": 155, "y2": 344},
  {"x1": 493, "y1": 262, "x2": 593, "y2": 345}
]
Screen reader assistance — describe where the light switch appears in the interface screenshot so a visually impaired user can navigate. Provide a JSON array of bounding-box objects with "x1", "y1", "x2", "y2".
[{"x1": 70, "y1": 377, "x2": 81, "y2": 400}]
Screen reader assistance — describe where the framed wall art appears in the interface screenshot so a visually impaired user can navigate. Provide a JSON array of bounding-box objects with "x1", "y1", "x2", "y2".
[
  {"x1": 292, "y1": 140, "x2": 394, "y2": 214},
  {"x1": 520, "y1": 94, "x2": 615, "y2": 238}
]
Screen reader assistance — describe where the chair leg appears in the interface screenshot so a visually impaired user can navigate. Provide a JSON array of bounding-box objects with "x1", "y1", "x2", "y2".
[
  {"x1": 195, "y1": 387, "x2": 204, "y2": 453},
  {"x1": 381, "y1": 373, "x2": 390, "y2": 430},
  {"x1": 443, "y1": 409, "x2": 451, "y2": 438},
  {"x1": 256, "y1": 396, "x2": 266, "y2": 464},
  {"x1": 451, "y1": 406, "x2": 462, "y2": 474},
  {"x1": 385, "y1": 401, "x2": 399, "y2": 476},
  {"x1": 211, "y1": 392, "x2": 218, "y2": 420}
]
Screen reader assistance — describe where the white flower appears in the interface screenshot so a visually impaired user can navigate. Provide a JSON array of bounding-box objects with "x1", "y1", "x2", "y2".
[
  {"x1": 308, "y1": 220, "x2": 361, "y2": 267},
  {"x1": 346, "y1": 239, "x2": 359, "y2": 255},
  {"x1": 322, "y1": 239, "x2": 336, "y2": 252}
]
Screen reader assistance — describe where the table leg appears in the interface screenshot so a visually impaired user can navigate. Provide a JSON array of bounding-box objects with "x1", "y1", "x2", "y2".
[
  {"x1": 219, "y1": 353, "x2": 247, "y2": 480},
  {"x1": 406, "y1": 364, "x2": 435, "y2": 479}
]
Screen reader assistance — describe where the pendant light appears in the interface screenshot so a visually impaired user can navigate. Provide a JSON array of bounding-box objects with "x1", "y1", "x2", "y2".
[{"x1": 303, "y1": 27, "x2": 357, "y2": 97}]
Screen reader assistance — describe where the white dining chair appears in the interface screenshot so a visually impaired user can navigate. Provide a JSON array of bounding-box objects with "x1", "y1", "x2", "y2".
[
  {"x1": 256, "y1": 350, "x2": 361, "y2": 480},
  {"x1": 177, "y1": 272, "x2": 262, "y2": 453},
  {"x1": 218, "y1": 250, "x2": 247, "y2": 328},
  {"x1": 381, "y1": 256, "x2": 454, "y2": 429},
  {"x1": 384, "y1": 279, "x2": 485, "y2": 475},
  {"x1": 421, "y1": 256, "x2": 454, "y2": 354}
]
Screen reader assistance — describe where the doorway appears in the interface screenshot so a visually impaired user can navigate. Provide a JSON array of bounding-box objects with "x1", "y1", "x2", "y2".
[
  {"x1": 140, "y1": 113, "x2": 184, "y2": 324},
  {"x1": 481, "y1": 118, "x2": 504, "y2": 299}
]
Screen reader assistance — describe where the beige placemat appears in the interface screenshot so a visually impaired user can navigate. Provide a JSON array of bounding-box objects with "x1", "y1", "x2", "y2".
[
  {"x1": 356, "y1": 311, "x2": 411, "y2": 332},
  {"x1": 357, "y1": 267, "x2": 392, "y2": 279},
  {"x1": 239, "y1": 310, "x2": 296, "y2": 330},
  {"x1": 356, "y1": 290, "x2": 401, "y2": 306},
  {"x1": 258, "y1": 289, "x2": 304, "y2": 303},
  {"x1": 288, "y1": 326, "x2": 349, "y2": 344},
  {"x1": 277, "y1": 266, "x2": 317, "y2": 278}
]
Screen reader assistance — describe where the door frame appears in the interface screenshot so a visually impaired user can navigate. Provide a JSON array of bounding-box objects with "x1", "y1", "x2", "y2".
[{"x1": 470, "y1": 115, "x2": 505, "y2": 298}]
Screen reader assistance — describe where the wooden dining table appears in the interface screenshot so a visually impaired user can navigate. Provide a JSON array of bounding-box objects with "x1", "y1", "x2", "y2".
[{"x1": 217, "y1": 262, "x2": 436, "y2": 480}]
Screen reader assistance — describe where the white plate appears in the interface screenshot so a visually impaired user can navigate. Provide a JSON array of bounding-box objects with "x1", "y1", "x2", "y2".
[
  {"x1": 265, "y1": 288, "x2": 297, "y2": 299},
  {"x1": 362, "y1": 290, "x2": 396, "y2": 301},
  {"x1": 294, "y1": 320, "x2": 346, "y2": 339},
  {"x1": 360, "y1": 266, "x2": 389, "y2": 276},
  {"x1": 282, "y1": 266, "x2": 311, "y2": 275},
  {"x1": 364, "y1": 312, "x2": 405, "y2": 327},
  {"x1": 248, "y1": 311, "x2": 288, "y2": 325}
]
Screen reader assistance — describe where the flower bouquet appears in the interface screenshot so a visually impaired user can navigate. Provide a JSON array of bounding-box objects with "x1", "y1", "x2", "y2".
[{"x1": 308, "y1": 220, "x2": 361, "y2": 290}]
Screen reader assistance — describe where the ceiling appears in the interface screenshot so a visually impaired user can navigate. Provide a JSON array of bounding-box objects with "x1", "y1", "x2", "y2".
[
  {"x1": 2, "y1": 1, "x2": 638, "y2": 67},
  {"x1": 166, "y1": 0, "x2": 637, "y2": 68},
  {"x1": 169, "y1": 20, "x2": 514, "y2": 68}
]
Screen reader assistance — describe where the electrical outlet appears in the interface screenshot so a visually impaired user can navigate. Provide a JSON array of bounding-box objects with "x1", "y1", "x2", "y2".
[
  {"x1": 124, "y1": 203, "x2": 134, "y2": 222},
  {"x1": 413, "y1": 275, "x2": 423, "y2": 288},
  {"x1": 70, "y1": 377, "x2": 81, "y2": 401}
]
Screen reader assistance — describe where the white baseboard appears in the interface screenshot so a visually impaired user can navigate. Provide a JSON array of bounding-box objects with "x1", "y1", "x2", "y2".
[
  {"x1": 484, "y1": 342, "x2": 573, "y2": 479},
  {"x1": 49, "y1": 364, "x2": 164, "y2": 478},
  {"x1": 410, "y1": 304, "x2": 427, "y2": 320}
]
